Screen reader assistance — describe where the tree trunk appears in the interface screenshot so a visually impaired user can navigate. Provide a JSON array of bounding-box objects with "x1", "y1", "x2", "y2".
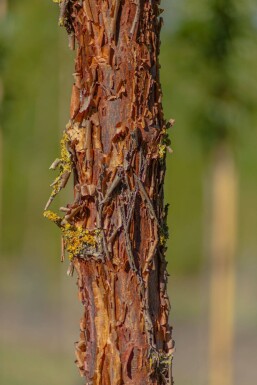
[
  {"x1": 45, "y1": 1, "x2": 173, "y2": 384},
  {"x1": 208, "y1": 144, "x2": 237, "y2": 385}
]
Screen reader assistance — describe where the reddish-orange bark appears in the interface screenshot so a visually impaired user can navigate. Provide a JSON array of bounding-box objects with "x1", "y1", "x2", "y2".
[{"x1": 46, "y1": 1, "x2": 174, "y2": 384}]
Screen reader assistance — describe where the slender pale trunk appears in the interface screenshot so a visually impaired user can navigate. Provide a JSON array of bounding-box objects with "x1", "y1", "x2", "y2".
[
  {"x1": 0, "y1": 0, "x2": 7, "y2": 18},
  {"x1": 45, "y1": 1, "x2": 173, "y2": 384},
  {"x1": 209, "y1": 144, "x2": 237, "y2": 385}
]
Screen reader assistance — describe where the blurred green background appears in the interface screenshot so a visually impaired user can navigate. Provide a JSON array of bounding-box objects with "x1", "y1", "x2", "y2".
[{"x1": 0, "y1": 1, "x2": 256, "y2": 384}]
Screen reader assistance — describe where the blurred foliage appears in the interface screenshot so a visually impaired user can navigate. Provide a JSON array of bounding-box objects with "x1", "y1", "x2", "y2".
[
  {"x1": 161, "y1": 0, "x2": 257, "y2": 272},
  {"x1": 0, "y1": 1, "x2": 72, "y2": 266},
  {"x1": 162, "y1": 0, "x2": 257, "y2": 152}
]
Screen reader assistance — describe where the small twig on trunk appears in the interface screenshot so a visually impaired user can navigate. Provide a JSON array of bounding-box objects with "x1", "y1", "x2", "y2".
[
  {"x1": 59, "y1": 206, "x2": 70, "y2": 213},
  {"x1": 45, "y1": 170, "x2": 71, "y2": 210},
  {"x1": 143, "y1": 214, "x2": 159, "y2": 274},
  {"x1": 63, "y1": 205, "x2": 81, "y2": 223},
  {"x1": 49, "y1": 158, "x2": 61, "y2": 170},
  {"x1": 100, "y1": 172, "x2": 122, "y2": 205},
  {"x1": 134, "y1": 173, "x2": 160, "y2": 226},
  {"x1": 61, "y1": 237, "x2": 65, "y2": 262},
  {"x1": 126, "y1": 191, "x2": 137, "y2": 226},
  {"x1": 108, "y1": 208, "x2": 122, "y2": 251},
  {"x1": 120, "y1": 203, "x2": 137, "y2": 273},
  {"x1": 67, "y1": 261, "x2": 75, "y2": 277},
  {"x1": 97, "y1": 195, "x2": 111, "y2": 262},
  {"x1": 120, "y1": 200, "x2": 156, "y2": 352}
]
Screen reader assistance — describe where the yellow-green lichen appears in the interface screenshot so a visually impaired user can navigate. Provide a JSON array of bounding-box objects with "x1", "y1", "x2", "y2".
[
  {"x1": 158, "y1": 144, "x2": 167, "y2": 159},
  {"x1": 59, "y1": 17, "x2": 67, "y2": 27},
  {"x1": 45, "y1": 131, "x2": 72, "y2": 210},
  {"x1": 159, "y1": 352, "x2": 173, "y2": 366},
  {"x1": 60, "y1": 132, "x2": 72, "y2": 172},
  {"x1": 149, "y1": 350, "x2": 173, "y2": 376},
  {"x1": 44, "y1": 210, "x2": 98, "y2": 260},
  {"x1": 158, "y1": 126, "x2": 172, "y2": 159},
  {"x1": 44, "y1": 132, "x2": 98, "y2": 260},
  {"x1": 43, "y1": 210, "x2": 62, "y2": 225},
  {"x1": 62, "y1": 224, "x2": 97, "y2": 260},
  {"x1": 160, "y1": 204, "x2": 169, "y2": 248},
  {"x1": 160, "y1": 234, "x2": 166, "y2": 246}
]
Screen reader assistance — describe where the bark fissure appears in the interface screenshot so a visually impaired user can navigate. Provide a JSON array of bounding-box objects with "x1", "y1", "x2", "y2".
[{"x1": 45, "y1": 0, "x2": 174, "y2": 383}]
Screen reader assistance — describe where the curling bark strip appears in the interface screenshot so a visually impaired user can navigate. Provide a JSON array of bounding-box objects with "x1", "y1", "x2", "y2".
[{"x1": 45, "y1": 1, "x2": 174, "y2": 384}]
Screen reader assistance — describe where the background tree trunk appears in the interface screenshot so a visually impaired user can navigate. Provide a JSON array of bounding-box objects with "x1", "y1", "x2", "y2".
[
  {"x1": 45, "y1": 1, "x2": 173, "y2": 384},
  {"x1": 209, "y1": 145, "x2": 237, "y2": 385}
]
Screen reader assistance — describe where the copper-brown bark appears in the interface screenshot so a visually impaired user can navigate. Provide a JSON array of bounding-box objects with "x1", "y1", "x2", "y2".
[{"x1": 46, "y1": 1, "x2": 174, "y2": 384}]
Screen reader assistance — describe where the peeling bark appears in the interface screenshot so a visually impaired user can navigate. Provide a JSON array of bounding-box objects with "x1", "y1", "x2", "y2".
[{"x1": 46, "y1": 0, "x2": 174, "y2": 384}]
